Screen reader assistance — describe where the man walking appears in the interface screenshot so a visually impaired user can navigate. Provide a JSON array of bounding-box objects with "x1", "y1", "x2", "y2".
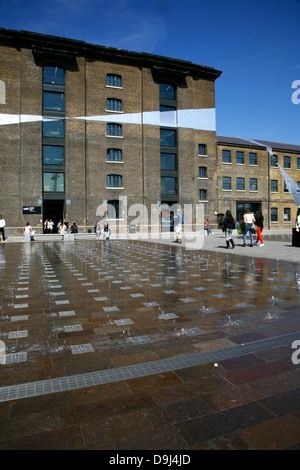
[{"x1": 0, "y1": 215, "x2": 6, "y2": 242}]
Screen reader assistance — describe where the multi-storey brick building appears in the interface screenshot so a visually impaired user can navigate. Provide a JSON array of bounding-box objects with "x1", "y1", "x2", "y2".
[
  {"x1": 216, "y1": 136, "x2": 300, "y2": 230},
  {"x1": 1, "y1": 28, "x2": 299, "y2": 235},
  {"x1": 0, "y1": 28, "x2": 221, "y2": 234}
]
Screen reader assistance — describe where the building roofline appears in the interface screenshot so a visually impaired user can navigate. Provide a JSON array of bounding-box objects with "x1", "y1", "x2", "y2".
[
  {"x1": 0, "y1": 27, "x2": 222, "y2": 81},
  {"x1": 216, "y1": 135, "x2": 300, "y2": 154}
]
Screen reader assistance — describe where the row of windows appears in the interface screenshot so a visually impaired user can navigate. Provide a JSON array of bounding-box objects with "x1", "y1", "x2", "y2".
[
  {"x1": 222, "y1": 150, "x2": 257, "y2": 165},
  {"x1": 222, "y1": 149, "x2": 300, "y2": 169},
  {"x1": 271, "y1": 207, "x2": 292, "y2": 222},
  {"x1": 43, "y1": 67, "x2": 123, "y2": 89},
  {"x1": 43, "y1": 173, "x2": 125, "y2": 192},
  {"x1": 222, "y1": 177, "x2": 258, "y2": 191}
]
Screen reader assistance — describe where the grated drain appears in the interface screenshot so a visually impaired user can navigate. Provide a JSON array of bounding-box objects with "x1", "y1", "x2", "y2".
[{"x1": 0, "y1": 331, "x2": 300, "y2": 403}]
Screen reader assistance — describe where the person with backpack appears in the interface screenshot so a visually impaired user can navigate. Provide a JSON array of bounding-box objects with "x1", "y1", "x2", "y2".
[{"x1": 222, "y1": 210, "x2": 235, "y2": 249}]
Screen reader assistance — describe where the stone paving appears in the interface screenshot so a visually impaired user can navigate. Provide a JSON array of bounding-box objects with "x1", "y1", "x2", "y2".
[{"x1": 0, "y1": 232, "x2": 300, "y2": 450}]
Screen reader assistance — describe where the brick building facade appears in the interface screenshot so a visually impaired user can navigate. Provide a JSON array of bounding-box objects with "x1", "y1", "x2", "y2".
[
  {"x1": 0, "y1": 28, "x2": 221, "y2": 234},
  {"x1": 0, "y1": 28, "x2": 299, "y2": 235}
]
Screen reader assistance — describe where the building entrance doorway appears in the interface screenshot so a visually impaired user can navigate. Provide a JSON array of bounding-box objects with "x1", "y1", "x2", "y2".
[
  {"x1": 236, "y1": 202, "x2": 261, "y2": 223},
  {"x1": 43, "y1": 200, "x2": 64, "y2": 233}
]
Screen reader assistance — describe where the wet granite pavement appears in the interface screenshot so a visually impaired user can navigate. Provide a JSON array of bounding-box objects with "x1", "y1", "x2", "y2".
[{"x1": 1, "y1": 235, "x2": 300, "y2": 450}]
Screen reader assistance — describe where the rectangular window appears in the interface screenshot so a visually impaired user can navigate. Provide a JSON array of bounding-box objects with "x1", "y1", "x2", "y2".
[
  {"x1": 43, "y1": 172, "x2": 64, "y2": 192},
  {"x1": 160, "y1": 128, "x2": 176, "y2": 147},
  {"x1": 43, "y1": 120, "x2": 64, "y2": 138},
  {"x1": 270, "y1": 154, "x2": 278, "y2": 167},
  {"x1": 297, "y1": 158, "x2": 300, "y2": 170},
  {"x1": 107, "y1": 149, "x2": 122, "y2": 162},
  {"x1": 198, "y1": 167, "x2": 207, "y2": 178},
  {"x1": 43, "y1": 91, "x2": 64, "y2": 112},
  {"x1": 160, "y1": 153, "x2": 176, "y2": 170},
  {"x1": 249, "y1": 178, "x2": 258, "y2": 191},
  {"x1": 271, "y1": 207, "x2": 278, "y2": 222},
  {"x1": 284, "y1": 182, "x2": 290, "y2": 193},
  {"x1": 249, "y1": 152, "x2": 257, "y2": 165},
  {"x1": 222, "y1": 176, "x2": 231, "y2": 190},
  {"x1": 43, "y1": 145, "x2": 64, "y2": 165},
  {"x1": 236, "y1": 177, "x2": 245, "y2": 190},
  {"x1": 43, "y1": 66, "x2": 64, "y2": 85},
  {"x1": 222, "y1": 150, "x2": 231, "y2": 163},
  {"x1": 284, "y1": 208, "x2": 291, "y2": 222},
  {"x1": 107, "y1": 99, "x2": 122, "y2": 112},
  {"x1": 160, "y1": 105, "x2": 176, "y2": 124},
  {"x1": 107, "y1": 174, "x2": 122, "y2": 187},
  {"x1": 106, "y1": 74, "x2": 122, "y2": 87},
  {"x1": 198, "y1": 144, "x2": 207, "y2": 156},
  {"x1": 236, "y1": 151, "x2": 244, "y2": 164},
  {"x1": 271, "y1": 180, "x2": 278, "y2": 192},
  {"x1": 159, "y1": 83, "x2": 175, "y2": 100},
  {"x1": 199, "y1": 189, "x2": 207, "y2": 201},
  {"x1": 284, "y1": 156, "x2": 291, "y2": 168},
  {"x1": 161, "y1": 176, "x2": 177, "y2": 194},
  {"x1": 107, "y1": 124, "x2": 122, "y2": 136}
]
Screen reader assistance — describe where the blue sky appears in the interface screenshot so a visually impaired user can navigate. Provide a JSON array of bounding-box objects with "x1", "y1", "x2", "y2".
[{"x1": 1, "y1": 0, "x2": 300, "y2": 145}]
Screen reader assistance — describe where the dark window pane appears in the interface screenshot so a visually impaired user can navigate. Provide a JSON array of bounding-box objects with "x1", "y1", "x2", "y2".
[
  {"x1": 222, "y1": 177, "x2": 231, "y2": 190},
  {"x1": 222, "y1": 150, "x2": 231, "y2": 163},
  {"x1": 160, "y1": 128, "x2": 176, "y2": 147},
  {"x1": 107, "y1": 149, "x2": 122, "y2": 161},
  {"x1": 43, "y1": 172, "x2": 64, "y2": 192},
  {"x1": 43, "y1": 120, "x2": 64, "y2": 137},
  {"x1": 159, "y1": 83, "x2": 175, "y2": 100},
  {"x1": 43, "y1": 145, "x2": 64, "y2": 165},
  {"x1": 107, "y1": 99, "x2": 122, "y2": 111},
  {"x1": 43, "y1": 92, "x2": 64, "y2": 112},
  {"x1": 43, "y1": 66, "x2": 64, "y2": 85},
  {"x1": 107, "y1": 174, "x2": 122, "y2": 187},
  {"x1": 161, "y1": 176, "x2": 177, "y2": 194},
  {"x1": 107, "y1": 124, "x2": 122, "y2": 136},
  {"x1": 249, "y1": 152, "x2": 257, "y2": 165},
  {"x1": 106, "y1": 74, "x2": 122, "y2": 87},
  {"x1": 198, "y1": 144, "x2": 207, "y2": 155},
  {"x1": 160, "y1": 153, "x2": 176, "y2": 170}
]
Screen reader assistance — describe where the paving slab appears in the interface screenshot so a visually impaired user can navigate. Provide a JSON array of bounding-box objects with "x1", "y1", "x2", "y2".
[{"x1": 0, "y1": 235, "x2": 300, "y2": 451}]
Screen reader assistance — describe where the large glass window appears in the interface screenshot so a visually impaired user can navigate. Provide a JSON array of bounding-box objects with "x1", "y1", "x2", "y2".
[
  {"x1": 159, "y1": 83, "x2": 175, "y2": 100},
  {"x1": 43, "y1": 172, "x2": 64, "y2": 192},
  {"x1": 43, "y1": 119, "x2": 64, "y2": 138},
  {"x1": 43, "y1": 66, "x2": 64, "y2": 85},
  {"x1": 161, "y1": 176, "x2": 177, "y2": 194},
  {"x1": 160, "y1": 128, "x2": 176, "y2": 147},
  {"x1": 160, "y1": 105, "x2": 176, "y2": 124},
  {"x1": 107, "y1": 174, "x2": 122, "y2": 187},
  {"x1": 160, "y1": 153, "x2": 176, "y2": 170},
  {"x1": 43, "y1": 145, "x2": 64, "y2": 165},
  {"x1": 43, "y1": 91, "x2": 64, "y2": 112}
]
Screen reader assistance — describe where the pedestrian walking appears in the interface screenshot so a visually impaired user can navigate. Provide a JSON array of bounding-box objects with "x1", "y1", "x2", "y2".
[
  {"x1": 222, "y1": 210, "x2": 235, "y2": 249},
  {"x1": 24, "y1": 222, "x2": 35, "y2": 241},
  {"x1": 174, "y1": 209, "x2": 183, "y2": 244},
  {"x1": 104, "y1": 222, "x2": 110, "y2": 239},
  {"x1": 95, "y1": 221, "x2": 102, "y2": 240},
  {"x1": 255, "y1": 210, "x2": 264, "y2": 247},
  {"x1": 242, "y1": 209, "x2": 255, "y2": 247},
  {"x1": 0, "y1": 215, "x2": 6, "y2": 242}
]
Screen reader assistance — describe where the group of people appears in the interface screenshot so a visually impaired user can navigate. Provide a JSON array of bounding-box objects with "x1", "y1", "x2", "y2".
[
  {"x1": 94, "y1": 221, "x2": 111, "y2": 240},
  {"x1": 221, "y1": 209, "x2": 264, "y2": 249}
]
